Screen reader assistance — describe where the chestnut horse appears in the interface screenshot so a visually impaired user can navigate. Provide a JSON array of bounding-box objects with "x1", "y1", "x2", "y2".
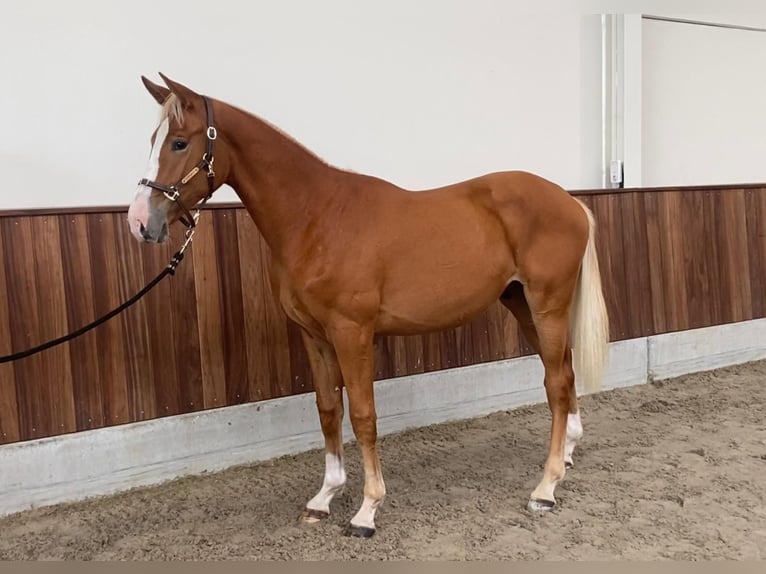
[{"x1": 127, "y1": 74, "x2": 609, "y2": 538}]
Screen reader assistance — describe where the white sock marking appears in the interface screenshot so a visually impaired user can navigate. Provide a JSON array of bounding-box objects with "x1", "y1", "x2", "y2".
[
  {"x1": 306, "y1": 453, "x2": 346, "y2": 514},
  {"x1": 565, "y1": 412, "x2": 583, "y2": 465},
  {"x1": 351, "y1": 495, "x2": 384, "y2": 531}
]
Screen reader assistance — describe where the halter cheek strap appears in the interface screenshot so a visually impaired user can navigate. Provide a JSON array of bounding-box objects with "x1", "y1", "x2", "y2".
[{"x1": 138, "y1": 96, "x2": 217, "y2": 229}]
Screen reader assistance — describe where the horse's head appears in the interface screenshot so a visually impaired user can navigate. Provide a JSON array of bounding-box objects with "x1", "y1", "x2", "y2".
[{"x1": 128, "y1": 73, "x2": 225, "y2": 243}]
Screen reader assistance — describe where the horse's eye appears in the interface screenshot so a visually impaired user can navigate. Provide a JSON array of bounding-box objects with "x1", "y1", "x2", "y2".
[{"x1": 172, "y1": 140, "x2": 187, "y2": 151}]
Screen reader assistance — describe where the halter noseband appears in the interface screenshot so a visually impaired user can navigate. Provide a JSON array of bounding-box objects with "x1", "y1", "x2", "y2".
[{"x1": 138, "y1": 95, "x2": 217, "y2": 229}]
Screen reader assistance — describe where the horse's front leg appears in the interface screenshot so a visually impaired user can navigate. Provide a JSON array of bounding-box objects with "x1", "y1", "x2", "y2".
[
  {"x1": 300, "y1": 330, "x2": 347, "y2": 522},
  {"x1": 329, "y1": 319, "x2": 385, "y2": 538}
]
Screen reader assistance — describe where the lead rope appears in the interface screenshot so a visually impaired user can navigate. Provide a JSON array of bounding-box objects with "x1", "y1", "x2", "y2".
[{"x1": 0, "y1": 200, "x2": 208, "y2": 365}]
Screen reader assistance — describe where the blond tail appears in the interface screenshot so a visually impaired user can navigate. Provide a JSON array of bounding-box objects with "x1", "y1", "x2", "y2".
[{"x1": 570, "y1": 199, "x2": 610, "y2": 393}]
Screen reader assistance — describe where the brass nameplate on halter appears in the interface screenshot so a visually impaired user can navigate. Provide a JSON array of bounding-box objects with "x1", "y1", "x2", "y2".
[{"x1": 181, "y1": 167, "x2": 200, "y2": 185}]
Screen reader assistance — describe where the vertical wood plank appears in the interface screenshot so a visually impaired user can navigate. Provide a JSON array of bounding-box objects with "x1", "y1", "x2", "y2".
[
  {"x1": 592, "y1": 194, "x2": 629, "y2": 341},
  {"x1": 191, "y1": 211, "x2": 227, "y2": 409},
  {"x1": 29, "y1": 216, "x2": 76, "y2": 436},
  {"x1": 87, "y1": 214, "x2": 130, "y2": 427},
  {"x1": 166, "y1": 225, "x2": 204, "y2": 414},
  {"x1": 421, "y1": 333, "x2": 442, "y2": 373},
  {"x1": 140, "y1": 223, "x2": 181, "y2": 418},
  {"x1": 720, "y1": 190, "x2": 752, "y2": 323},
  {"x1": 485, "y1": 301, "x2": 506, "y2": 361},
  {"x1": 236, "y1": 211, "x2": 272, "y2": 401},
  {"x1": 388, "y1": 335, "x2": 408, "y2": 378},
  {"x1": 113, "y1": 214, "x2": 156, "y2": 422},
  {"x1": 58, "y1": 214, "x2": 104, "y2": 431},
  {"x1": 404, "y1": 334, "x2": 425, "y2": 375},
  {"x1": 373, "y1": 335, "x2": 393, "y2": 380},
  {"x1": 660, "y1": 191, "x2": 689, "y2": 332},
  {"x1": 213, "y1": 210, "x2": 250, "y2": 406},
  {"x1": 679, "y1": 191, "x2": 711, "y2": 330},
  {"x1": 454, "y1": 323, "x2": 474, "y2": 366},
  {"x1": 643, "y1": 193, "x2": 668, "y2": 334},
  {"x1": 702, "y1": 191, "x2": 725, "y2": 327},
  {"x1": 2, "y1": 217, "x2": 51, "y2": 440},
  {"x1": 746, "y1": 188, "x2": 766, "y2": 319},
  {"x1": 438, "y1": 329, "x2": 459, "y2": 370},
  {"x1": 257, "y1": 237, "x2": 292, "y2": 398},
  {"x1": 619, "y1": 192, "x2": 654, "y2": 337},
  {"x1": 0, "y1": 225, "x2": 20, "y2": 444},
  {"x1": 469, "y1": 313, "x2": 492, "y2": 364}
]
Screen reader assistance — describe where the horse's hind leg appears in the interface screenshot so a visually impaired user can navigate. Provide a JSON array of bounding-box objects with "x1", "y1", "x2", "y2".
[
  {"x1": 300, "y1": 330, "x2": 347, "y2": 522},
  {"x1": 500, "y1": 283, "x2": 582, "y2": 470},
  {"x1": 501, "y1": 280, "x2": 581, "y2": 510}
]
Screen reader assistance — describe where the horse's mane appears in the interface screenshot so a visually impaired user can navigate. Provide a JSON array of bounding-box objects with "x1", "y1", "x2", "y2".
[
  {"x1": 159, "y1": 92, "x2": 333, "y2": 167},
  {"x1": 160, "y1": 93, "x2": 185, "y2": 126}
]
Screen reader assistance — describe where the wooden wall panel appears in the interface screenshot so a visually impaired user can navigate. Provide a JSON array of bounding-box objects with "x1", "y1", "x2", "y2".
[
  {"x1": 422, "y1": 332, "x2": 443, "y2": 372},
  {"x1": 643, "y1": 193, "x2": 668, "y2": 334},
  {"x1": 702, "y1": 192, "x2": 725, "y2": 327},
  {"x1": 438, "y1": 328, "x2": 460, "y2": 370},
  {"x1": 256, "y1": 238, "x2": 293, "y2": 399},
  {"x1": 469, "y1": 314, "x2": 492, "y2": 366},
  {"x1": 485, "y1": 302, "x2": 506, "y2": 362},
  {"x1": 619, "y1": 193, "x2": 654, "y2": 338},
  {"x1": 167, "y1": 226, "x2": 204, "y2": 413},
  {"x1": 2, "y1": 217, "x2": 52, "y2": 440},
  {"x1": 746, "y1": 189, "x2": 766, "y2": 319},
  {"x1": 30, "y1": 216, "x2": 77, "y2": 437},
  {"x1": 236, "y1": 211, "x2": 274, "y2": 403},
  {"x1": 0, "y1": 227, "x2": 20, "y2": 443},
  {"x1": 720, "y1": 190, "x2": 752, "y2": 323},
  {"x1": 0, "y1": 184, "x2": 764, "y2": 445},
  {"x1": 681, "y1": 191, "x2": 713, "y2": 330},
  {"x1": 140, "y1": 224, "x2": 181, "y2": 418},
  {"x1": 212, "y1": 210, "x2": 250, "y2": 406},
  {"x1": 113, "y1": 213, "x2": 157, "y2": 423},
  {"x1": 58, "y1": 214, "x2": 104, "y2": 431},
  {"x1": 87, "y1": 215, "x2": 130, "y2": 427},
  {"x1": 191, "y1": 211, "x2": 227, "y2": 410},
  {"x1": 404, "y1": 334, "x2": 425, "y2": 375},
  {"x1": 373, "y1": 335, "x2": 393, "y2": 381}
]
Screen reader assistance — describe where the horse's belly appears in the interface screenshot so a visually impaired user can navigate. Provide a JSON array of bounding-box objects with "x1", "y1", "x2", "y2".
[{"x1": 375, "y1": 254, "x2": 514, "y2": 335}]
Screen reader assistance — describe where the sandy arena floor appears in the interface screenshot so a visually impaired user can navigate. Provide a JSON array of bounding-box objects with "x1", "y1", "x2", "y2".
[{"x1": 1, "y1": 360, "x2": 765, "y2": 560}]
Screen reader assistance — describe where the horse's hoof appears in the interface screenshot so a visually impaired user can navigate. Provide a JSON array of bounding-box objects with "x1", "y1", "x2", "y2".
[
  {"x1": 301, "y1": 508, "x2": 329, "y2": 523},
  {"x1": 527, "y1": 498, "x2": 556, "y2": 513},
  {"x1": 345, "y1": 524, "x2": 376, "y2": 538}
]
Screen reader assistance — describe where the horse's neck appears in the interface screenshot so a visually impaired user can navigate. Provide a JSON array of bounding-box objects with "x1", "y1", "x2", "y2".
[{"x1": 219, "y1": 102, "x2": 341, "y2": 255}]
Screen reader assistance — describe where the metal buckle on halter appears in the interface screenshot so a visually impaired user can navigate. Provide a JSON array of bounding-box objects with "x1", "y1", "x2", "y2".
[
  {"x1": 163, "y1": 188, "x2": 180, "y2": 202},
  {"x1": 203, "y1": 154, "x2": 216, "y2": 177},
  {"x1": 207, "y1": 126, "x2": 217, "y2": 140}
]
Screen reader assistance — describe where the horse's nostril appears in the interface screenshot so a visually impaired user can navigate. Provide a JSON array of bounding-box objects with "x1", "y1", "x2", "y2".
[{"x1": 139, "y1": 222, "x2": 152, "y2": 241}]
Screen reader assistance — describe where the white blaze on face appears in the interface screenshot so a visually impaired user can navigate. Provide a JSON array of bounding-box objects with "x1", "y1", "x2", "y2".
[{"x1": 127, "y1": 118, "x2": 170, "y2": 240}]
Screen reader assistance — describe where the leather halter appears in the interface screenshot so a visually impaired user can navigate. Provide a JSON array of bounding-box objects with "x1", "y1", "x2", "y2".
[{"x1": 138, "y1": 96, "x2": 217, "y2": 228}]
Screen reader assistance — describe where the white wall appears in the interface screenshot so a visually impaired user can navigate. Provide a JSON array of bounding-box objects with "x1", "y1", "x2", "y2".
[
  {"x1": 641, "y1": 16, "x2": 766, "y2": 187},
  {"x1": 0, "y1": 1, "x2": 603, "y2": 210}
]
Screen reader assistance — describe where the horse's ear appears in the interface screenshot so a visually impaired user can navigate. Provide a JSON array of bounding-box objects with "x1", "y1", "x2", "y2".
[
  {"x1": 158, "y1": 72, "x2": 200, "y2": 109},
  {"x1": 141, "y1": 75, "x2": 170, "y2": 105}
]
